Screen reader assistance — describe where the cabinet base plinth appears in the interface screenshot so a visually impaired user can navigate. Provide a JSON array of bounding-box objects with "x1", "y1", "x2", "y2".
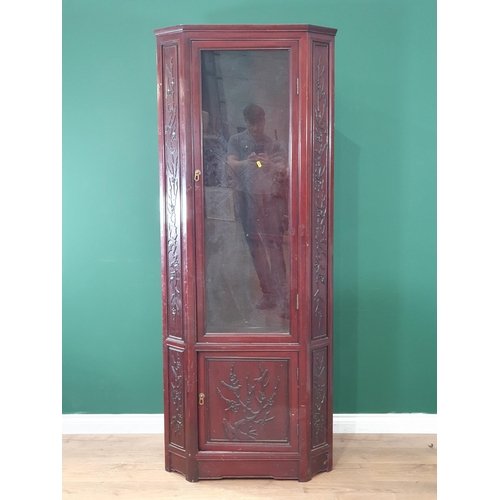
[
  {"x1": 165, "y1": 452, "x2": 333, "y2": 481},
  {"x1": 198, "y1": 457, "x2": 299, "y2": 480},
  {"x1": 311, "y1": 450, "x2": 333, "y2": 477}
]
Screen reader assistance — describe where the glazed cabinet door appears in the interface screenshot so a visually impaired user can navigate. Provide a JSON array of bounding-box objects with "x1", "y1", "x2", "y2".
[{"x1": 192, "y1": 42, "x2": 299, "y2": 343}]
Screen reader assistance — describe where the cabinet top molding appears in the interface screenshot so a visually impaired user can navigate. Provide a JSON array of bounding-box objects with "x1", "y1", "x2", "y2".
[{"x1": 154, "y1": 24, "x2": 338, "y2": 37}]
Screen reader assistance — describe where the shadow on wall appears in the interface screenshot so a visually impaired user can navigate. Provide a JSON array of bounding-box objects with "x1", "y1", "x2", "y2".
[{"x1": 333, "y1": 130, "x2": 360, "y2": 414}]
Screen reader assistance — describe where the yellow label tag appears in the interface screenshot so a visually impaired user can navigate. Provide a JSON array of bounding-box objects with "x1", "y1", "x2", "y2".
[{"x1": 256, "y1": 160, "x2": 262, "y2": 168}]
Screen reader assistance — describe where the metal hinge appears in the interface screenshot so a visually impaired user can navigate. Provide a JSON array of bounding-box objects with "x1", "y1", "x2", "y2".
[
  {"x1": 296, "y1": 294, "x2": 299, "y2": 310},
  {"x1": 296, "y1": 78, "x2": 299, "y2": 95}
]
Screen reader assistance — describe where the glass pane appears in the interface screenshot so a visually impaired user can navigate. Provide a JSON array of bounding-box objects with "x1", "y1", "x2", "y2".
[{"x1": 201, "y1": 50, "x2": 290, "y2": 333}]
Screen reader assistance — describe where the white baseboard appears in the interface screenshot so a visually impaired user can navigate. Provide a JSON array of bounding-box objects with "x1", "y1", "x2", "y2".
[
  {"x1": 62, "y1": 413, "x2": 436, "y2": 435},
  {"x1": 333, "y1": 413, "x2": 436, "y2": 434}
]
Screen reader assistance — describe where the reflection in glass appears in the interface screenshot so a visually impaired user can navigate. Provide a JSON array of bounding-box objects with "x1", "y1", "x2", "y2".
[{"x1": 201, "y1": 50, "x2": 290, "y2": 333}]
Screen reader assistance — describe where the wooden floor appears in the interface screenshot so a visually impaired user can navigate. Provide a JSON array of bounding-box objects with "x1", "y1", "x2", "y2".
[{"x1": 62, "y1": 434, "x2": 436, "y2": 499}]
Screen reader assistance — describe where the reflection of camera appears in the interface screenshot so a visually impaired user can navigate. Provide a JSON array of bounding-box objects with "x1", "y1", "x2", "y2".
[{"x1": 254, "y1": 144, "x2": 264, "y2": 155}]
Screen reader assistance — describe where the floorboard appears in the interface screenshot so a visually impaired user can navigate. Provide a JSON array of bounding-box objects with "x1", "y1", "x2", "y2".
[{"x1": 62, "y1": 434, "x2": 436, "y2": 499}]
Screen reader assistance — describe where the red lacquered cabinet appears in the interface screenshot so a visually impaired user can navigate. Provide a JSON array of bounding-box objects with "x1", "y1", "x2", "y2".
[{"x1": 155, "y1": 24, "x2": 336, "y2": 482}]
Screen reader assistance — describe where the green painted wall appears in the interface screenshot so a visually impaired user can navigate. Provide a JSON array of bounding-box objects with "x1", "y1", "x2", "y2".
[{"x1": 62, "y1": 0, "x2": 436, "y2": 414}]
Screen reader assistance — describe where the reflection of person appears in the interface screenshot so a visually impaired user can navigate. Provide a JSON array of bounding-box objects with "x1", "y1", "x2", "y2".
[
  {"x1": 202, "y1": 111, "x2": 230, "y2": 188},
  {"x1": 227, "y1": 104, "x2": 289, "y2": 318}
]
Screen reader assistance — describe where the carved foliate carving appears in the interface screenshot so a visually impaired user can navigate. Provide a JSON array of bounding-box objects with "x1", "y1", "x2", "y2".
[
  {"x1": 163, "y1": 47, "x2": 182, "y2": 322},
  {"x1": 217, "y1": 363, "x2": 280, "y2": 441},
  {"x1": 312, "y1": 348, "x2": 328, "y2": 448},
  {"x1": 312, "y1": 45, "x2": 329, "y2": 339},
  {"x1": 167, "y1": 348, "x2": 186, "y2": 450},
  {"x1": 170, "y1": 350, "x2": 183, "y2": 436}
]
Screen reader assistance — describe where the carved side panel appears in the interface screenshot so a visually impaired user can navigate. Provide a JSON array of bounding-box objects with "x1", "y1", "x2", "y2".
[
  {"x1": 203, "y1": 357, "x2": 290, "y2": 445},
  {"x1": 168, "y1": 348, "x2": 185, "y2": 449},
  {"x1": 163, "y1": 44, "x2": 183, "y2": 340},
  {"x1": 311, "y1": 347, "x2": 328, "y2": 448},
  {"x1": 311, "y1": 42, "x2": 330, "y2": 340}
]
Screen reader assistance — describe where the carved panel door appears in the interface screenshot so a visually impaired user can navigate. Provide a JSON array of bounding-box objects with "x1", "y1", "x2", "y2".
[{"x1": 198, "y1": 353, "x2": 299, "y2": 452}]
